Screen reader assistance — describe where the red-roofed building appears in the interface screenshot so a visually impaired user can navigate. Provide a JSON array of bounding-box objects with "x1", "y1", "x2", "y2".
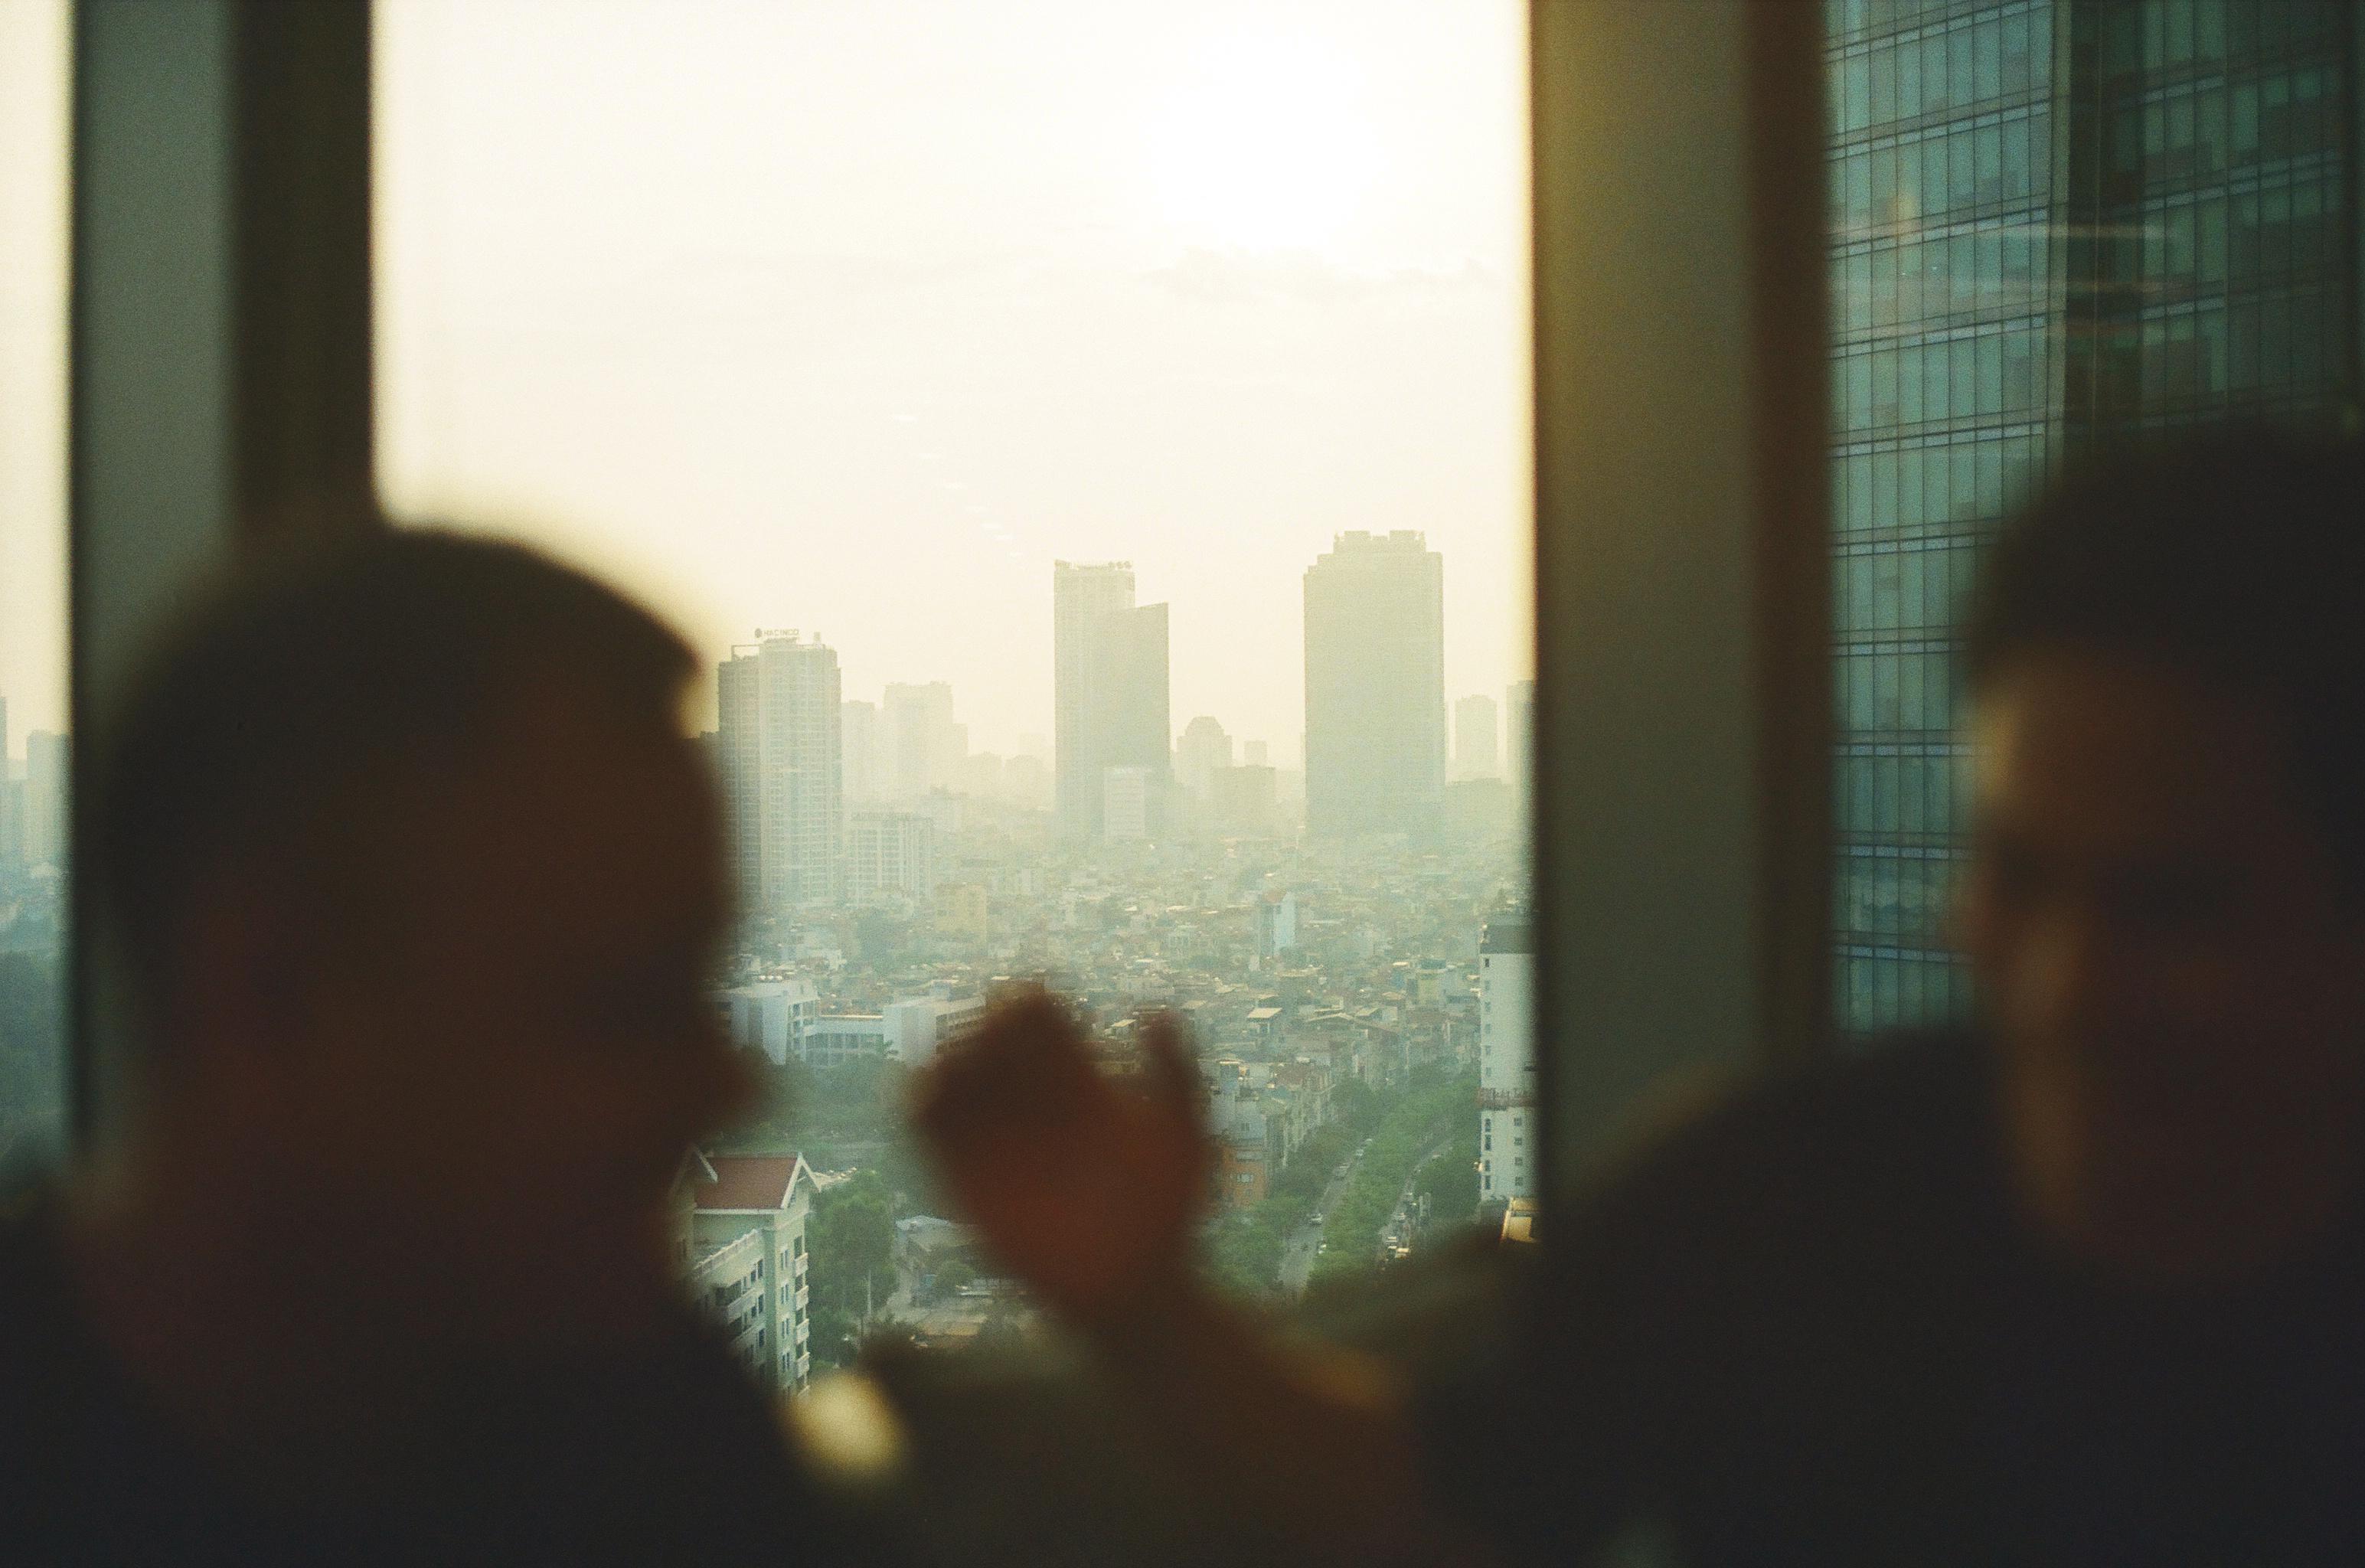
[{"x1": 674, "y1": 1150, "x2": 818, "y2": 1393}]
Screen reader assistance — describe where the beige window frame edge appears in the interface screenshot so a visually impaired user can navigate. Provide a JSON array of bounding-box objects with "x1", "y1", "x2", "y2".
[
  {"x1": 1530, "y1": 0, "x2": 1833, "y2": 1197},
  {"x1": 68, "y1": 0, "x2": 376, "y2": 1136}
]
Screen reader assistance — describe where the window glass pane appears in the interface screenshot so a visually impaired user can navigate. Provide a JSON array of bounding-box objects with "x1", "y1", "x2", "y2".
[
  {"x1": 381, "y1": 0, "x2": 1536, "y2": 1347},
  {"x1": 2196, "y1": 0, "x2": 2227, "y2": 61},
  {"x1": 1923, "y1": 34, "x2": 1952, "y2": 114},
  {"x1": 0, "y1": 0, "x2": 71, "y2": 1172},
  {"x1": 1811, "y1": 0, "x2": 2365, "y2": 1040},
  {"x1": 2001, "y1": 13, "x2": 2030, "y2": 95}
]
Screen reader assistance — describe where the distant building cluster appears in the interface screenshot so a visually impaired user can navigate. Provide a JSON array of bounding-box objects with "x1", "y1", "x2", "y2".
[
  {"x1": 0, "y1": 697, "x2": 68, "y2": 886},
  {"x1": 0, "y1": 699, "x2": 69, "y2": 1018},
  {"x1": 709, "y1": 535, "x2": 1524, "y2": 939},
  {"x1": 716, "y1": 978, "x2": 985, "y2": 1073},
  {"x1": 672, "y1": 538, "x2": 1532, "y2": 1331},
  {"x1": 1207, "y1": 1052, "x2": 1334, "y2": 1207}
]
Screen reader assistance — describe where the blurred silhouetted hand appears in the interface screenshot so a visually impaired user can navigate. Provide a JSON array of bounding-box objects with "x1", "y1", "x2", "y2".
[{"x1": 912, "y1": 987, "x2": 1211, "y2": 1326}]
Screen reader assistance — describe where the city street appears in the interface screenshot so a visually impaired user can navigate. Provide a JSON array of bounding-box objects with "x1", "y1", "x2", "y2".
[
  {"x1": 1278, "y1": 1142, "x2": 1366, "y2": 1296},
  {"x1": 1382, "y1": 1135, "x2": 1452, "y2": 1254}
]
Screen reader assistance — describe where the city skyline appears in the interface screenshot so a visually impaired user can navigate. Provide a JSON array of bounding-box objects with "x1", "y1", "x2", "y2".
[
  {"x1": 739, "y1": 529, "x2": 1516, "y2": 831},
  {"x1": 371, "y1": 0, "x2": 1534, "y2": 763}
]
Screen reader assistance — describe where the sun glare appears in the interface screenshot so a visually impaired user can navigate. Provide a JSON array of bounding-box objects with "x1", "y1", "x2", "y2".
[{"x1": 1144, "y1": 31, "x2": 1383, "y2": 254}]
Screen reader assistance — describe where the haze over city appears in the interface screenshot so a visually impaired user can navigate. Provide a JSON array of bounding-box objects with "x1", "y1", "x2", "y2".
[{"x1": 372, "y1": 0, "x2": 1534, "y2": 763}]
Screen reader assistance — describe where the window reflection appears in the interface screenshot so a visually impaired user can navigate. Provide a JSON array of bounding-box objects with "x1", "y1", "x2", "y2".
[{"x1": 1825, "y1": 0, "x2": 2359, "y2": 1037}]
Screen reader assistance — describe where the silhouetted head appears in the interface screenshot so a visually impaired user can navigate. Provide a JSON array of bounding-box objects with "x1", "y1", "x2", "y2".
[
  {"x1": 1959, "y1": 427, "x2": 2365, "y2": 1282},
  {"x1": 92, "y1": 529, "x2": 756, "y2": 1344}
]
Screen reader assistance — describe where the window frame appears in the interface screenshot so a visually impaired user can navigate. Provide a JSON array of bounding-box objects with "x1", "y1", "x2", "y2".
[{"x1": 64, "y1": 0, "x2": 1840, "y2": 1222}]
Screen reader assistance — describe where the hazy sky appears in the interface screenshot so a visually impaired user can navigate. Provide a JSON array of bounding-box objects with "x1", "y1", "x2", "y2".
[
  {"x1": 377, "y1": 0, "x2": 1534, "y2": 764},
  {"x1": 0, "y1": 0, "x2": 70, "y2": 749}
]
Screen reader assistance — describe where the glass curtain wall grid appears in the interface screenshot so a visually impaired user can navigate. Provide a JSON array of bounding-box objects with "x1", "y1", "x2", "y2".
[
  {"x1": 1826, "y1": 0, "x2": 2063, "y2": 1035},
  {"x1": 2068, "y1": 0, "x2": 2358, "y2": 436},
  {"x1": 1823, "y1": 0, "x2": 2358, "y2": 1038}
]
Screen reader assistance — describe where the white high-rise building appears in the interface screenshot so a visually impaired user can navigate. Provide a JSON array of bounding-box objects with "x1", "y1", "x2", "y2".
[
  {"x1": 844, "y1": 809, "x2": 936, "y2": 902},
  {"x1": 882, "y1": 681, "x2": 962, "y2": 799},
  {"x1": 718, "y1": 632, "x2": 842, "y2": 913},
  {"x1": 841, "y1": 699, "x2": 882, "y2": 804},
  {"x1": 1476, "y1": 916, "x2": 1537, "y2": 1207},
  {"x1": 1454, "y1": 694, "x2": 1500, "y2": 781},
  {"x1": 676, "y1": 1152, "x2": 818, "y2": 1393}
]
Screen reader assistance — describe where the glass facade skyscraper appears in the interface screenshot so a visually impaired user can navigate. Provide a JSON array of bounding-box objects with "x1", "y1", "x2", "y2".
[{"x1": 1824, "y1": 0, "x2": 2359, "y2": 1036}]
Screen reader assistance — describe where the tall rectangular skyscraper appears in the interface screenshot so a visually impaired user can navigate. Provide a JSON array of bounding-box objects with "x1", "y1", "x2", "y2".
[
  {"x1": 840, "y1": 698, "x2": 881, "y2": 804},
  {"x1": 882, "y1": 681, "x2": 962, "y2": 800},
  {"x1": 1826, "y1": 0, "x2": 2357, "y2": 1035},
  {"x1": 1303, "y1": 531, "x2": 1445, "y2": 843},
  {"x1": 1453, "y1": 694, "x2": 1500, "y2": 781},
  {"x1": 718, "y1": 630, "x2": 843, "y2": 913},
  {"x1": 1092, "y1": 601, "x2": 1171, "y2": 839},
  {"x1": 1053, "y1": 562, "x2": 1171, "y2": 841}
]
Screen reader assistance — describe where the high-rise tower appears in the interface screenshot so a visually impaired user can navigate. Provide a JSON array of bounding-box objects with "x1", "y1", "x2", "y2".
[
  {"x1": 1303, "y1": 531, "x2": 1445, "y2": 843},
  {"x1": 1053, "y1": 561, "x2": 1135, "y2": 841},
  {"x1": 1476, "y1": 916, "x2": 1536, "y2": 1207},
  {"x1": 1053, "y1": 562, "x2": 1170, "y2": 841},
  {"x1": 1453, "y1": 694, "x2": 1500, "y2": 781},
  {"x1": 882, "y1": 681, "x2": 962, "y2": 800},
  {"x1": 717, "y1": 631, "x2": 843, "y2": 913}
]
